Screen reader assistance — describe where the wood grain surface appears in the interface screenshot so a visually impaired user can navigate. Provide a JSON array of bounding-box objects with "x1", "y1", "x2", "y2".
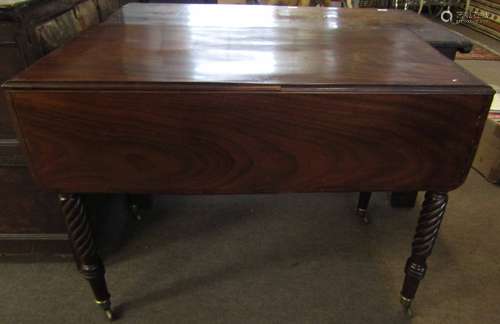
[
  {"x1": 6, "y1": 26, "x2": 482, "y2": 88},
  {"x1": 8, "y1": 90, "x2": 491, "y2": 193},
  {"x1": 105, "y1": 4, "x2": 472, "y2": 53}
]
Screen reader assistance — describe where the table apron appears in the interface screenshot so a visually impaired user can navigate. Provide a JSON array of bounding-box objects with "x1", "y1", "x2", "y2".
[{"x1": 8, "y1": 90, "x2": 491, "y2": 193}]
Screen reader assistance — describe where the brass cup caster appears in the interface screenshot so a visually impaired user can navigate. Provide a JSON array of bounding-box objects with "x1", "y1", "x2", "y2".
[
  {"x1": 104, "y1": 309, "x2": 114, "y2": 321},
  {"x1": 356, "y1": 208, "x2": 370, "y2": 224},
  {"x1": 400, "y1": 295, "x2": 414, "y2": 318},
  {"x1": 130, "y1": 204, "x2": 142, "y2": 221},
  {"x1": 96, "y1": 299, "x2": 115, "y2": 321}
]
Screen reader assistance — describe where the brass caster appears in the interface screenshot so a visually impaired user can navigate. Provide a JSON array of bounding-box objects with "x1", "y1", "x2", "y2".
[
  {"x1": 400, "y1": 295, "x2": 414, "y2": 318},
  {"x1": 96, "y1": 299, "x2": 115, "y2": 321},
  {"x1": 104, "y1": 309, "x2": 115, "y2": 321},
  {"x1": 356, "y1": 208, "x2": 370, "y2": 224},
  {"x1": 130, "y1": 204, "x2": 142, "y2": 221}
]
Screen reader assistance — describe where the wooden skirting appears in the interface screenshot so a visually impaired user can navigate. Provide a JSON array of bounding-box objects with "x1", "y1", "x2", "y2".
[{"x1": 0, "y1": 233, "x2": 71, "y2": 255}]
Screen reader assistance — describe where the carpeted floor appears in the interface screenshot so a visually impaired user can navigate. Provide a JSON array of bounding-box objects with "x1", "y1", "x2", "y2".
[{"x1": 1, "y1": 169, "x2": 499, "y2": 324}]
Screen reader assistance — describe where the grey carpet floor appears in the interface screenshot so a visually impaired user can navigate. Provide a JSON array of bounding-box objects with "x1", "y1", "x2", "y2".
[{"x1": 1, "y1": 169, "x2": 499, "y2": 324}]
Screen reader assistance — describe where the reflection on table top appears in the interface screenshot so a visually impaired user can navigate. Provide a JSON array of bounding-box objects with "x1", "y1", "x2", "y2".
[
  {"x1": 106, "y1": 4, "x2": 471, "y2": 51},
  {"x1": 8, "y1": 5, "x2": 483, "y2": 90}
]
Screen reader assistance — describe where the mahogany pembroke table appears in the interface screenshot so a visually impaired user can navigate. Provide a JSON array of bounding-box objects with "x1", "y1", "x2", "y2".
[{"x1": 3, "y1": 3, "x2": 494, "y2": 320}]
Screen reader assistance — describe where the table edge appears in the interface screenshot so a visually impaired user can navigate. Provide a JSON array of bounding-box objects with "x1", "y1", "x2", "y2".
[{"x1": 2, "y1": 81, "x2": 495, "y2": 96}]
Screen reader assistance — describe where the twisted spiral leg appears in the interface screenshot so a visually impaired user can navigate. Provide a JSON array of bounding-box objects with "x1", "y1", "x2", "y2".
[
  {"x1": 59, "y1": 193, "x2": 114, "y2": 321},
  {"x1": 400, "y1": 191, "x2": 448, "y2": 316}
]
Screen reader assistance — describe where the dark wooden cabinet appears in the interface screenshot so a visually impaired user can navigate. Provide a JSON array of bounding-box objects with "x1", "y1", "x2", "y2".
[
  {"x1": 0, "y1": 167, "x2": 69, "y2": 254},
  {"x1": 0, "y1": 0, "x2": 121, "y2": 254}
]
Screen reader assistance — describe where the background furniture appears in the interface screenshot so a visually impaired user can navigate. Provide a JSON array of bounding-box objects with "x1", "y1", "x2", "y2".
[
  {"x1": 466, "y1": 0, "x2": 500, "y2": 40},
  {"x1": 0, "y1": 0, "x2": 122, "y2": 254},
  {"x1": 473, "y1": 118, "x2": 500, "y2": 182}
]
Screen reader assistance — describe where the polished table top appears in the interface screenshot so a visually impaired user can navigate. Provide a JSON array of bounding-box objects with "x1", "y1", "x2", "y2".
[
  {"x1": 106, "y1": 4, "x2": 472, "y2": 52},
  {"x1": 8, "y1": 6, "x2": 481, "y2": 88},
  {"x1": 4, "y1": 4, "x2": 494, "y2": 194}
]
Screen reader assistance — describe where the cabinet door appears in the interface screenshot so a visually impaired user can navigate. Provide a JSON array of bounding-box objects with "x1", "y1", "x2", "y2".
[
  {"x1": 0, "y1": 22, "x2": 18, "y2": 44},
  {"x1": 0, "y1": 167, "x2": 64, "y2": 234}
]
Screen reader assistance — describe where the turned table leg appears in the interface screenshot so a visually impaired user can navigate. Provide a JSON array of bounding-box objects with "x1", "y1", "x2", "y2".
[
  {"x1": 400, "y1": 191, "x2": 448, "y2": 316},
  {"x1": 59, "y1": 193, "x2": 114, "y2": 321},
  {"x1": 356, "y1": 192, "x2": 372, "y2": 223}
]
